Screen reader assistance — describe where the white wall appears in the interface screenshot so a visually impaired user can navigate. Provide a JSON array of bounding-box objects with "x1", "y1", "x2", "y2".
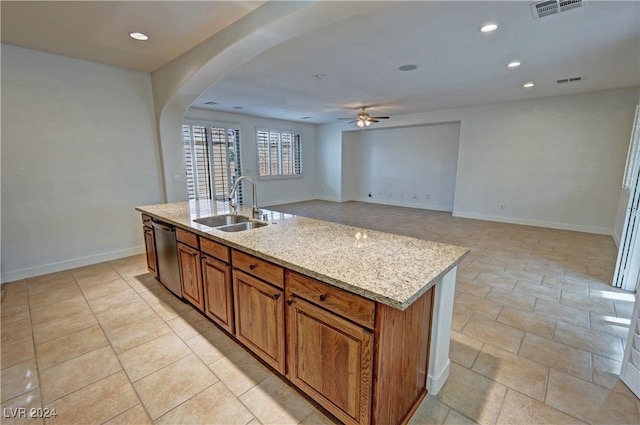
[
  {"x1": 317, "y1": 123, "x2": 343, "y2": 202},
  {"x1": 317, "y1": 87, "x2": 639, "y2": 235},
  {"x1": 344, "y1": 123, "x2": 460, "y2": 211},
  {"x1": 183, "y1": 108, "x2": 318, "y2": 207},
  {"x1": 453, "y1": 89, "x2": 636, "y2": 234},
  {"x1": 1, "y1": 45, "x2": 162, "y2": 282}
]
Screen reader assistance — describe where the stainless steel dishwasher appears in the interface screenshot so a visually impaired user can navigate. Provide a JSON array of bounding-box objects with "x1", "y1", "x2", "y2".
[{"x1": 151, "y1": 220, "x2": 182, "y2": 297}]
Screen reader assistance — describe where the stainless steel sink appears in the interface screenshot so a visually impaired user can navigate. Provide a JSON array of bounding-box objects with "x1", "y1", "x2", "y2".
[
  {"x1": 193, "y1": 214, "x2": 252, "y2": 228},
  {"x1": 217, "y1": 221, "x2": 269, "y2": 232}
]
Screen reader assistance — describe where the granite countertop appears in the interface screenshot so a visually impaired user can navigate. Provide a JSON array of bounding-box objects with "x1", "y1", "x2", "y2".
[{"x1": 136, "y1": 200, "x2": 469, "y2": 310}]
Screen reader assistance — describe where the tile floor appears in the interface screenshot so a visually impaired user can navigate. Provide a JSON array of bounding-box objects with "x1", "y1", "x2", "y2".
[{"x1": 1, "y1": 200, "x2": 639, "y2": 424}]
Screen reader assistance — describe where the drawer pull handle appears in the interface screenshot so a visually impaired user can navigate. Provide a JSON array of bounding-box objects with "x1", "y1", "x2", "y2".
[
  {"x1": 287, "y1": 299, "x2": 293, "y2": 306},
  {"x1": 319, "y1": 294, "x2": 327, "y2": 301},
  {"x1": 273, "y1": 293, "x2": 281, "y2": 300},
  {"x1": 249, "y1": 264, "x2": 256, "y2": 270}
]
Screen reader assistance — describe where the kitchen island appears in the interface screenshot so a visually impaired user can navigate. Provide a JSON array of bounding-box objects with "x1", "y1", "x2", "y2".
[{"x1": 136, "y1": 200, "x2": 468, "y2": 425}]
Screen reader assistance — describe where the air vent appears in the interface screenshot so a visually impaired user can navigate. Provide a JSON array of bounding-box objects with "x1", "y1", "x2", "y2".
[
  {"x1": 556, "y1": 76, "x2": 583, "y2": 84},
  {"x1": 204, "y1": 101, "x2": 217, "y2": 105},
  {"x1": 531, "y1": 0, "x2": 586, "y2": 19}
]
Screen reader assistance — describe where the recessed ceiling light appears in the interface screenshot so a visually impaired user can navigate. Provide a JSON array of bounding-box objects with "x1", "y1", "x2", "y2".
[
  {"x1": 507, "y1": 61, "x2": 521, "y2": 68},
  {"x1": 398, "y1": 64, "x2": 417, "y2": 71},
  {"x1": 129, "y1": 32, "x2": 149, "y2": 41},
  {"x1": 233, "y1": 106, "x2": 243, "y2": 110},
  {"x1": 301, "y1": 116, "x2": 313, "y2": 120},
  {"x1": 480, "y1": 24, "x2": 498, "y2": 33},
  {"x1": 204, "y1": 101, "x2": 218, "y2": 105},
  {"x1": 523, "y1": 82, "x2": 535, "y2": 88},
  {"x1": 314, "y1": 74, "x2": 325, "y2": 80}
]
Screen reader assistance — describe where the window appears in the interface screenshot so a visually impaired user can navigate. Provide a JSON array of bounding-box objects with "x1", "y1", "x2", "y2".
[
  {"x1": 257, "y1": 128, "x2": 302, "y2": 177},
  {"x1": 182, "y1": 120, "x2": 242, "y2": 202}
]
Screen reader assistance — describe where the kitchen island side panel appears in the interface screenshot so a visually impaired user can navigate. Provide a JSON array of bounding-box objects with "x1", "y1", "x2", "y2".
[{"x1": 371, "y1": 286, "x2": 434, "y2": 424}]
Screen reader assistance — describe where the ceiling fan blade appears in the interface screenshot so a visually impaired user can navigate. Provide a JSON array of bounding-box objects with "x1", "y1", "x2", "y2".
[
  {"x1": 369, "y1": 116, "x2": 389, "y2": 120},
  {"x1": 369, "y1": 119, "x2": 380, "y2": 123},
  {"x1": 337, "y1": 118, "x2": 354, "y2": 120}
]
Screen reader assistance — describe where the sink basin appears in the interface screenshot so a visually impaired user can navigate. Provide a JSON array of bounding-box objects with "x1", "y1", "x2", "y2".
[
  {"x1": 193, "y1": 214, "x2": 251, "y2": 228},
  {"x1": 217, "y1": 221, "x2": 268, "y2": 232}
]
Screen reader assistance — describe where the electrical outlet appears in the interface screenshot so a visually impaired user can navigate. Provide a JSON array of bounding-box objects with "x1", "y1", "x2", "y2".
[
  {"x1": 425, "y1": 194, "x2": 431, "y2": 200},
  {"x1": 500, "y1": 203, "x2": 505, "y2": 209}
]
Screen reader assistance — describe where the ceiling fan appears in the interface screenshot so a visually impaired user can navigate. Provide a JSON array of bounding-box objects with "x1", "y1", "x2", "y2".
[{"x1": 338, "y1": 106, "x2": 389, "y2": 128}]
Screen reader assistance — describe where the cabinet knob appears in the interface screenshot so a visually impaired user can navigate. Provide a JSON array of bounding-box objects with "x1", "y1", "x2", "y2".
[
  {"x1": 286, "y1": 299, "x2": 293, "y2": 306},
  {"x1": 319, "y1": 294, "x2": 327, "y2": 301},
  {"x1": 249, "y1": 264, "x2": 256, "y2": 270},
  {"x1": 273, "y1": 293, "x2": 281, "y2": 300}
]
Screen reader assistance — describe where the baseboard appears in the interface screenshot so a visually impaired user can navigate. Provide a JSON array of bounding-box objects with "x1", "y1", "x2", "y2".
[
  {"x1": 262, "y1": 195, "x2": 323, "y2": 207},
  {"x1": 312, "y1": 195, "x2": 343, "y2": 203},
  {"x1": 427, "y1": 358, "x2": 451, "y2": 395},
  {"x1": 352, "y1": 197, "x2": 453, "y2": 212},
  {"x1": 452, "y1": 211, "x2": 613, "y2": 236},
  {"x1": 613, "y1": 231, "x2": 621, "y2": 248},
  {"x1": 1, "y1": 246, "x2": 145, "y2": 284}
]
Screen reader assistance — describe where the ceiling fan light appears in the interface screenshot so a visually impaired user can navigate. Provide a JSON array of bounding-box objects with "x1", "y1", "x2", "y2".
[
  {"x1": 357, "y1": 120, "x2": 365, "y2": 128},
  {"x1": 365, "y1": 120, "x2": 371, "y2": 127}
]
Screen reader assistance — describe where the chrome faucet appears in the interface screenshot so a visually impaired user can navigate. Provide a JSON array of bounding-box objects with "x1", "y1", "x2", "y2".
[{"x1": 228, "y1": 176, "x2": 261, "y2": 218}]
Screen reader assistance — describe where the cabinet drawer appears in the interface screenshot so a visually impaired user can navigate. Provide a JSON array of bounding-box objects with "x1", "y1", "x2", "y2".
[
  {"x1": 176, "y1": 227, "x2": 199, "y2": 249},
  {"x1": 287, "y1": 271, "x2": 375, "y2": 330},
  {"x1": 141, "y1": 214, "x2": 153, "y2": 227},
  {"x1": 201, "y1": 238, "x2": 230, "y2": 263},
  {"x1": 232, "y1": 250, "x2": 284, "y2": 289}
]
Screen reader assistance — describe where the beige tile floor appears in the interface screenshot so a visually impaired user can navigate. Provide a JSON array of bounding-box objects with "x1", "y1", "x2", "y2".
[{"x1": 1, "y1": 200, "x2": 638, "y2": 424}]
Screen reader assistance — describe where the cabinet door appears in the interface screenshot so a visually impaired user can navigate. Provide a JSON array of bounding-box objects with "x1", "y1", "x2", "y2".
[
  {"x1": 143, "y1": 226, "x2": 158, "y2": 277},
  {"x1": 202, "y1": 254, "x2": 234, "y2": 334},
  {"x1": 287, "y1": 297, "x2": 373, "y2": 425},
  {"x1": 177, "y1": 242, "x2": 204, "y2": 311},
  {"x1": 233, "y1": 270, "x2": 285, "y2": 373}
]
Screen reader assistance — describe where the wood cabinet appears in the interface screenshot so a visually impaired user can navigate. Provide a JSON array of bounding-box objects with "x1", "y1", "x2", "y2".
[
  {"x1": 286, "y1": 271, "x2": 374, "y2": 425},
  {"x1": 232, "y1": 249, "x2": 284, "y2": 288},
  {"x1": 141, "y1": 214, "x2": 157, "y2": 277},
  {"x1": 233, "y1": 269, "x2": 285, "y2": 373},
  {"x1": 143, "y1": 226, "x2": 158, "y2": 278},
  {"x1": 287, "y1": 296, "x2": 373, "y2": 425},
  {"x1": 286, "y1": 270, "x2": 433, "y2": 425},
  {"x1": 138, "y1": 214, "x2": 440, "y2": 425},
  {"x1": 287, "y1": 271, "x2": 375, "y2": 329},
  {"x1": 177, "y1": 242, "x2": 205, "y2": 311},
  {"x1": 202, "y1": 253, "x2": 234, "y2": 334}
]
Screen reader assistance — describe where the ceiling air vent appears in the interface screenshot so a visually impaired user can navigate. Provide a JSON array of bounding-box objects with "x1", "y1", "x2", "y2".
[
  {"x1": 531, "y1": 0, "x2": 586, "y2": 19},
  {"x1": 204, "y1": 101, "x2": 218, "y2": 105},
  {"x1": 556, "y1": 76, "x2": 583, "y2": 84}
]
